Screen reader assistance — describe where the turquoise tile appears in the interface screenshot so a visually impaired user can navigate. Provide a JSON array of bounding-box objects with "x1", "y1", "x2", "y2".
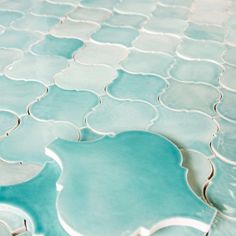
[
  {"x1": 0, "y1": 162, "x2": 69, "y2": 236},
  {"x1": 86, "y1": 96, "x2": 157, "y2": 135},
  {"x1": 107, "y1": 70, "x2": 167, "y2": 105},
  {"x1": 159, "y1": 0, "x2": 193, "y2": 7},
  {"x1": 46, "y1": 131, "x2": 216, "y2": 236},
  {"x1": 79, "y1": 127, "x2": 103, "y2": 142},
  {"x1": 150, "y1": 105, "x2": 217, "y2": 156},
  {"x1": 0, "y1": 111, "x2": 18, "y2": 137},
  {"x1": 169, "y1": 57, "x2": 222, "y2": 86},
  {"x1": 92, "y1": 25, "x2": 139, "y2": 47},
  {"x1": 80, "y1": 0, "x2": 118, "y2": 10},
  {"x1": 160, "y1": 79, "x2": 220, "y2": 116},
  {"x1": 223, "y1": 45, "x2": 236, "y2": 66},
  {"x1": 0, "y1": 75, "x2": 46, "y2": 115},
  {"x1": 0, "y1": 0, "x2": 32, "y2": 12},
  {"x1": 32, "y1": 35, "x2": 83, "y2": 59},
  {"x1": 0, "y1": 10, "x2": 23, "y2": 27},
  {"x1": 54, "y1": 62, "x2": 117, "y2": 94},
  {"x1": 226, "y1": 29, "x2": 236, "y2": 45},
  {"x1": 185, "y1": 23, "x2": 225, "y2": 42},
  {"x1": 206, "y1": 158, "x2": 236, "y2": 218},
  {"x1": 5, "y1": 53, "x2": 68, "y2": 86},
  {"x1": 121, "y1": 50, "x2": 174, "y2": 77},
  {"x1": 211, "y1": 117, "x2": 236, "y2": 165},
  {"x1": 153, "y1": 5, "x2": 189, "y2": 19},
  {"x1": 217, "y1": 88, "x2": 236, "y2": 122},
  {"x1": 0, "y1": 29, "x2": 40, "y2": 50},
  {"x1": 12, "y1": 14, "x2": 59, "y2": 33},
  {"x1": 0, "y1": 221, "x2": 11, "y2": 236},
  {"x1": 0, "y1": 115, "x2": 78, "y2": 164},
  {"x1": 30, "y1": 85, "x2": 99, "y2": 127},
  {"x1": 220, "y1": 65, "x2": 236, "y2": 91}
]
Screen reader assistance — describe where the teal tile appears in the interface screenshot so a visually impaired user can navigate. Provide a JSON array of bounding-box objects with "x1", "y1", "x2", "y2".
[
  {"x1": 0, "y1": 10, "x2": 23, "y2": 27},
  {"x1": 223, "y1": 45, "x2": 236, "y2": 66},
  {"x1": 169, "y1": 57, "x2": 222, "y2": 86},
  {"x1": 159, "y1": 0, "x2": 193, "y2": 7},
  {"x1": 0, "y1": 111, "x2": 18, "y2": 137},
  {"x1": 0, "y1": 0, "x2": 32, "y2": 12},
  {"x1": 5, "y1": 53, "x2": 68, "y2": 86},
  {"x1": 32, "y1": 35, "x2": 83, "y2": 59},
  {"x1": 0, "y1": 221, "x2": 11, "y2": 236},
  {"x1": 0, "y1": 115, "x2": 79, "y2": 164},
  {"x1": 30, "y1": 85, "x2": 99, "y2": 127},
  {"x1": 0, "y1": 162, "x2": 69, "y2": 236},
  {"x1": 160, "y1": 79, "x2": 220, "y2": 116},
  {"x1": 92, "y1": 25, "x2": 139, "y2": 47},
  {"x1": 220, "y1": 65, "x2": 236, "y2": 91},
  {"x1": 0, "y1": 75, "x2": 46, "y2": 115},
  {"x1": 153, "y1": 5, "x2": 189, "y2": 19},
  {"x1": 121, "y1": 50, "x2": 174, "y2": 77},
  {"x1": 86, "y1": 96, "x2": 157, "y2": 135},
  {"x1": 79, "y1": 127, "x2": 103, "y2": 142},
  {"x1": 46, "y1": 131, "x2": 216, "y2": 236},
  {"x1": 80, "y1": 0, "x2": 118, "y2": 10},
  {"x1": 150, "y1": 105, "x2": 217, "y2": 156},
  {"x1": 107, "y1": 70, "x2": 167, "y2": 105}
]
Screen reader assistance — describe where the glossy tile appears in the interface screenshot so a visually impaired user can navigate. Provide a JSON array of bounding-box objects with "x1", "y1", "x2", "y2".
[{"x1": 0, "y1": 111, "x2": 18, "y2": 137}]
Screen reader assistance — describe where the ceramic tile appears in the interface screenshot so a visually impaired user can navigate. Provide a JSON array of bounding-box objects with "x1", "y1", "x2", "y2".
[
  {"x1": 30, "y1": 85, "x2": 99, "y2": 128},
  {"x1": 206, "y1": 158, "x2": 236, "y2": 218},
  {"x1": 0, "y1": 10, "x2": 23, "y2": 27},
  {"x1": 0, "y1": 221, "x2": 11, "y2": 236},
  {"x1": 51, "y1": 19, "x2": 99, "y2": 40},
  {"x1": 0, "y1": 111, "x2": 18, "y2": 137},
  {"x1": 177, "y1": 38, "x2": 225, "y2": 62},
  {"x1": 211, "y1": 117, "x2": 236, "y2": 165},
  {"x1": 225, "y1": 30, "x2": 236, "y2": 45},
  {"x1": 223, "y1": 45, "x2": 236, "y2": 66},
  {"x1": 150, "y1": 105, "x2": 217, "y2": 156},
  {"x1": 32, "y1": 34, "x2": 83, "y2": 59},
  {"x1": 169, "y1": 57, "x2": 222, "y2": 86},
  {"x1": 107, "y1": 70, "x2": 167, "y2": 105},
  {"x1": 86, "y1": 96, "x2": 157, "y2": 135},
  {"x1": 91, "y1": 25, "x2": 139, "y2": 47},
  {"x1": 0, "y1": 75, "x2": 46, "y2": 115},
  {"x1": 80, "y1": 0, "x2": 118, "y2": 10},
  {"x1": 192, "y1": 0, "x2": 231, "y2": 11},
  {"x1": 158, "y1": 0, "x2": 193, "y2": 7},
  {"x1": 0, "y1": 115, "x2": 79, "y2": 164},
  {"x1": 0, "y1": 162, "x2": 69, "y2": 235},
  {"x1": 46, "y1": 131, "x2": 216, "y2": 236},
  {"x1": 75, "y1": 42, "x2": 128, "y2": 66},
  {"x1": 0, "y1": 29, "x2": 40, "y2": 50},
  {"x1": 121, "y1": 50, "x2": 174, "y2": 77},
  {"x1": 160, "y1": 79, "x2": 220, "y2": 116},
  {"x1": 0, "y1": 0, "x2": 32, "y2": 12},
  {"x1": 219, "y1": 65, "x2": 236, "y2": 92},
  {"x1": 216, "y1": 88, "x2": 236, "y2": 123},
  {"x1": 133, "y1": 32, "x2": 181, "y2": 54},
  {"x1": 5, "y1": 53, "x2": 68, "y2": 86},
  {"x1": 68, "y1": 6, "x2": 111, "y2": 23},
  {"x1": 54, "y1": 62, "x2": 117, "y2": 94},
  {"x1": 79, "y1": 127, "x2": 103, "y2": 142}
]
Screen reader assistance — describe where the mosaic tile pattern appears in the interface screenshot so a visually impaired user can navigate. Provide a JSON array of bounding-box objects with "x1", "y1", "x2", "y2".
[{"x1": 0, "y1": 0, "x2": 235, "y2": 235}]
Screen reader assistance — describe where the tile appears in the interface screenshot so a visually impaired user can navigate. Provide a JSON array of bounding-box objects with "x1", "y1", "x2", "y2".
[
  {"x1": 216, "y1": 88, "x2": 236, "y2": 123},
  {"x1": 192, "y1": 0, "x2": 231, "y2": 11},
  {"x1": 0, "y1": 0, "x2": 32, "y2": 12},
  {"x1": 158, "y1": 0, "x2": 193, "y2": 7},
  {"x1": 80, "y1": 0, "x2": 118, "y2": 10},
  {"x1": 0, "y1": 159, "x2": 42, "y2": 186},
  {"x1": 0, "y1": 10, "x2": 23, "y2": 27},
  {"x1": 107, "y1": 70, "x2": 167, "y2": 105},
  {"x1": 0, "y1": 48, "x2": 22, "y2": 73},
  {"x1": 184, "y1": 23, "x2": 225, "y2": 42},
  {"x1": 169, "y1": 57, "x2": 222, "y2": 86},
  {"x1": 0, "y1": 75, "x2": 46, "y2": 115},
  {"x1": 223, "y1": 45, "x2": 236, "y2": 66},
  {"x1": 30, "y1": 85, "x2": 99, "y2": 128},
  {"x1": 0, "y1": 111, "x2": 18, "y2": 137},
  {"x1": 32, "y1": 35, "x2": 83, "y2": 59},
  {"x1": 0, "y1": 115, "x2": 79, "y2": 164},
  {"x1": 86, "y1": 96, "x2": 157, "y2": 135},
  {"x1": 68, "y1": 6, "x2": 111, "y2": 23},
  {"x1": 51, "y1": 19, "x2": 99, "y2": 40},
  {"x1": 54, "y1": 62, "x2": 117, "y2": 94},
  {"x1": 206, "y1": 158, "x2": 236, "y2": 218},
  {"x1": 219, "y1": 65, "x2": 236, "y2": 92},
  {"x1": 5, "y1": 53, "x2": 68, "y2": 86},
  {"x1": 211, "y1": 117, "x2": 236, "y2": 165},
  {"x1": 30, "y1": 1, "x2": 74, "y2": 17},
  {"x1": 177, "y1": 38, "x2": 225, "y2": 62},
  {"x1": 181, "y1": 150, "x2": 213, "y2": 198},
  {"x1": 105, "y1": 12, "x2": 146, "y2": 28},
  {"x1": 133, "y1": 32, "x2": 181, "y2": 54},
  {"x1": 75, "y1": 42, "x2": 128, "y2": 66},
  {"x1": 121, "y1": 50, "x2": 174, "y2": 77},
  {"x1": 12, "y1": 13, "x2": 59, "y2": 33},
  {"x1": 225, "y1": 30, "x2": 236, "y2": 45},
  {"x1": 0, "y1": 221, "x2": 11, "y2": 236},
  {"x1": 79, "y1": 127, "x2": 103, "y2": 142},
  {"x1": 0, "y1": 29, "x2": 40, "y2": 50},
  {"x1": 91, "y1": 25, "x2": 139, "y2": 47},
  {"x1": 46, "y1": 131, "x2": 216, "y2": 236},
  {"x1": 0, "y1": 162, "x2": 69, "y2": 235},
  {"x1": 150, "y1": 105, "x2": 217, "y2": 156},
  {"x1": 160, "y1": 79, "x2": 220, "y2": 116}
]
